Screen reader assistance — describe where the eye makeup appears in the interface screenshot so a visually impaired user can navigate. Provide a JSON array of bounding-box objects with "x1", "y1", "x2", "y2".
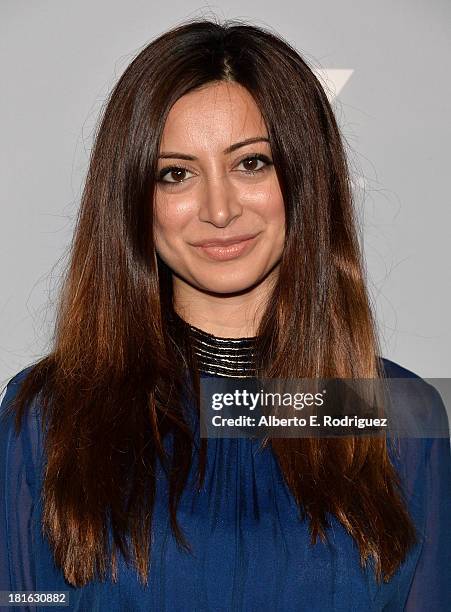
[{"x1": 156, "y1": 153, "x2": 273, "y2": 185}]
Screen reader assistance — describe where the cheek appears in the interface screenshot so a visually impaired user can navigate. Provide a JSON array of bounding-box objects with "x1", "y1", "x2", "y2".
[
  {"x1": 271, "y1": 188, "x2": 286, "y2": 231},
  {"x1": 257, "y1": 183, "x2": 285, "y2": 230},
  {"x1": 264, "y1": 193, "x2": 286, "y2": 253},
  {"x1": 272, "y1": 197, "x2": 286, "y2": 225},
  {"x1": 153, "y1": 197, "x2": 192, "y2": 247}
]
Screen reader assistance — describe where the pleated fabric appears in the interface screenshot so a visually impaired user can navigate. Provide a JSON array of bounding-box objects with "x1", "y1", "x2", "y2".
[{"x1": 0, "y1": 358, "x2": 450, "y2": 612}]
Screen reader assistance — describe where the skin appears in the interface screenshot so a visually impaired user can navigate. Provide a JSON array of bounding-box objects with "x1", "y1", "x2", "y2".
[{"x1": 153, "y1": 81, "x2": 285, "y2": 338}]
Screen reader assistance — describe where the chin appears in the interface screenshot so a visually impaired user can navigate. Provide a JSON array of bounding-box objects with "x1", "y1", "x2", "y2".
[{"x1": 192, "y1": 270, "x2": 268, "y2": 295}]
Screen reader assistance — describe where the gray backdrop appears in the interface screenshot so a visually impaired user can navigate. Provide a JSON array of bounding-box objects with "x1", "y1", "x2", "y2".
[{"x1": 1, "y1": 0, "x2": 450, "y2": 387}]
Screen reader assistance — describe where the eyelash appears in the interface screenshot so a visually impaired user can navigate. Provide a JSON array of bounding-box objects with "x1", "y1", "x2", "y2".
[{"x1": 156, "y1": 153, "x2": 273, "y2": 185}]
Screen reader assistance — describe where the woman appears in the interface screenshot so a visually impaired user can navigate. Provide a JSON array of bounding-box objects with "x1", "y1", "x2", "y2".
[{"x1": 0, "y1": 18, "x2": 450, "y2": 612}]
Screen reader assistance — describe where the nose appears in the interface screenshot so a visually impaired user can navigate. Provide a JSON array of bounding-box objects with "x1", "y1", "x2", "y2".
[{"x1": 198, "y1": 174, "x2": 243, "y2": 227}]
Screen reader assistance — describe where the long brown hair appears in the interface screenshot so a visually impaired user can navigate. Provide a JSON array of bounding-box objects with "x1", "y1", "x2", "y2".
[{"x1": 3, "y1": 17, "x2": 416, "y2": 587}]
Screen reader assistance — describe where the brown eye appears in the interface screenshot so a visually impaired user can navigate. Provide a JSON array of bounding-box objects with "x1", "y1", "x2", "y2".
[
  {"x1": 158, "y1": 166, "x2": 194, "y2": 183},
  {"x1": 242, "y1": 158, "x2": 260, "y2": 171},
  {"x1": 237, "y1": 154, "x2": 273, "y2": 174}
]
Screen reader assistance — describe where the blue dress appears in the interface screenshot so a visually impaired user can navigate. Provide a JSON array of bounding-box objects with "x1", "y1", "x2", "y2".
[{"x1": 0, "y1": 358, "x2": 450, "y2": 611}]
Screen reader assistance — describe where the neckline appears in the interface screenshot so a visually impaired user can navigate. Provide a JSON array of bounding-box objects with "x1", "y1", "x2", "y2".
[
  {"x1": 187, "y1": 320, "x2": 258, "y2": 343},
  {"x1": 173, "y1": 312, "x2": 258, "y2": 378}
]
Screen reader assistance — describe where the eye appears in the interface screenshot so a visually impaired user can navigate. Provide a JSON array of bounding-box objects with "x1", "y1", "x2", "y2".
[
  {"x1": 157, "y1": 165, "x2": 195, "y2": 184},
  {"x1": 236, "y1": 154, "x2": 273, "y2": 175}
]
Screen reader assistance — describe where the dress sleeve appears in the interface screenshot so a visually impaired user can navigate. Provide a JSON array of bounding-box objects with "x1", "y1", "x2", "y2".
[
  {"x1": 404, "y1": 387, "x2": 451, "y2": 610},
  {"x1": 0, "y1": 369, "x2": 41, "y2": 600}
]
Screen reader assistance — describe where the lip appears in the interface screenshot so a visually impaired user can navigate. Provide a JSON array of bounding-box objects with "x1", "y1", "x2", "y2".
[
  {"x1": 193, "y1": 234, "x2": 260, "y2": 262},
  {"x1": 191, "y1": 233, "x2": 259, "y2": 247}
]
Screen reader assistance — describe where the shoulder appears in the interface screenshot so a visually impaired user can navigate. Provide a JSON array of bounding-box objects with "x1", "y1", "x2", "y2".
[
  {"x1": 377, "y1": 361, "x2": 450, "y2": 528},
  {"x1": 0, "y1": 364, "x2": 36, "y2": 401},
  {"x1": 0, "y1": 365, "x2": 38, "y2": 419},
  {"x1": 378, "y1": 356, "x2": 449, "y2": 440},
  {"x1": 379, "y1": 356, "x2": 422, "y2": 379},
  {"x1": 378, "y1": 358, "x2": 450, "y2": 491},
  {"x1": 0, "y1": 365, "x2": 45, "y2": 486}
]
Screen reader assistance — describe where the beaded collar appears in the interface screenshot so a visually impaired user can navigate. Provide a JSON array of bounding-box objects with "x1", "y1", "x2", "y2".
[{"x1": 173, "y1": 313, "x2": 258, "y2": 378}]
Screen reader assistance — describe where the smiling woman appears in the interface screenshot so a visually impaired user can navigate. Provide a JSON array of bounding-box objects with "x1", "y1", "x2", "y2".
[
  {"x1": 153, "y1": 81, "x2": 285, "y2": 329},
  {"x1": 0, "y1": 16, "x2": 450, "y2": 612}
]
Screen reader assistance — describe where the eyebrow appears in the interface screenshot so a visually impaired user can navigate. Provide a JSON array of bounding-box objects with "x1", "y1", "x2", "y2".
[{"x1": 158, "y1": 136, "x2": 270, "y2": 160}]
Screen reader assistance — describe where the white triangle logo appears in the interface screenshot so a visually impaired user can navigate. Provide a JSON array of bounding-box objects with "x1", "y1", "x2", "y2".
[{"x1": 313, "y1": 69, "x2": 354, "y2": 102}]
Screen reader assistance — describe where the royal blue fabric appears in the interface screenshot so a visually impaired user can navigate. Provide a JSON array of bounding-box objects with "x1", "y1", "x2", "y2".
[{"x1": 0, "y1": 358, "x2": 450, "y2": 611}]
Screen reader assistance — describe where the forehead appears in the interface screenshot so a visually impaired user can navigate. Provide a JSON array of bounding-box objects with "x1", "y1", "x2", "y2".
[{"x1": 159, "y1": 81, "x2": 268, "y2": 151}]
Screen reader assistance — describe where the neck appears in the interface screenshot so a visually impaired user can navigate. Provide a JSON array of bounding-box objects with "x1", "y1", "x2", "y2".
[{"x1": 172, "y1": 269, "x2": 277, "y2": 338}]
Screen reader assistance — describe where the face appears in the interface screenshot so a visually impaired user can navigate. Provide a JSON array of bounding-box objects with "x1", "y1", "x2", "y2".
[{"x1": 153, "y1": 81, "x2": 285, "y2": 298}]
